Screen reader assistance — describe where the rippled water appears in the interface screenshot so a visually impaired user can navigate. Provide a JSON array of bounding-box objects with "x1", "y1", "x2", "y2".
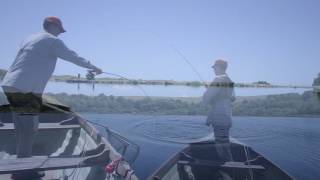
[{"x1": 82, "y1": 113, "x2": 320, "y2": 180}]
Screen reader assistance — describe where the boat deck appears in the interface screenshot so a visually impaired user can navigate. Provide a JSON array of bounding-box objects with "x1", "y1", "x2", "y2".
[
  {"x1": 0, "y1": 101, "x2": 139, "y2": 180},
  {"x1": 0, "y1": 154, "x2": 109, "y2": 175}
]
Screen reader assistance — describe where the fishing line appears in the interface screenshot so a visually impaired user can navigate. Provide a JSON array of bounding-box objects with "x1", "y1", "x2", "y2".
[
  {"x1": 100, "y1": 72, "x2": 161, "y2": 144},
  {"x1": 101, "y1": 72, "x2": 149, "y2": 97},
  {"x1": 171, "y1": 46, "x2": 206, "y2": 84},
  {"x1": 90, "y1": 30, "x2": 227, "y2": 144},
  {"x1": 145, "y1": 31, "x2": 220, "y2": 144},
  {"x1": 72, "y1": 128, "x2": 93, "y2": 180},
  {"x1": 244, "y1": 145, "x2": 254, "y2": 180},
  {"x1": 147, "y1": 31, "x2": 207, "y2": 85},
  {"x1": 97, "y1": 71, "x2": 213, "y2": 144},
  {"x1": 116, "y1": 29, "x2": 210, "y2": 141},
  {"x1": 90, "y1": 71, "x2": 160, "y2": 142}
]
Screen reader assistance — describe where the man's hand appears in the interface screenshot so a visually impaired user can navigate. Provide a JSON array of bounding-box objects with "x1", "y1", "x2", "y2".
[
  {"x1": 86, "y1": 70, "x2": 95, "y2": 80},
  {"x1": 86, "y1": 68, "x2": 102, "y2": 80}
]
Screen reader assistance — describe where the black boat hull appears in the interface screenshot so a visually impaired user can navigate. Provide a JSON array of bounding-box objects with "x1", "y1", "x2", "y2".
[{"x1": 148, "y1": 141, "x2": 293, "y2": 180}]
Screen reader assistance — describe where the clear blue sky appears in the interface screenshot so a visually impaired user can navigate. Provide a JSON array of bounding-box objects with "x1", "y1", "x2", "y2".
[{"x1": 0, "y1": 0, "x2": 319, "y2": 86}]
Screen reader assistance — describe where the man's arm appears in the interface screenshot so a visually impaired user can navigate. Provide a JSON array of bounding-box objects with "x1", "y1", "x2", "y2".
[
  {"x1": 52, "y1": 39, "x2": 102, "y2": 73},
  {"x1": 203, "y1": 86, "x2": 220, "y2": 104}
]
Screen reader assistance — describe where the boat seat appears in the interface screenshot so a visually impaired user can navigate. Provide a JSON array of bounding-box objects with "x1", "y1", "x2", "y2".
[
  {"x1": 0, "y1": 150, "x2": 110, "y2": 175},
  {"x1": 178, "y1": 160, "x2": 265, "y2": 170},
  {"x1": 0, "y1": 123, "x2": 80, "y2": 131}
]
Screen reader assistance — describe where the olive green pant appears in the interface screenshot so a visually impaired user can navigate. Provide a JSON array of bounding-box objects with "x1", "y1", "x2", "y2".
[{"x1": 2, "y1": 87, "x2": 42, "y2": 158}]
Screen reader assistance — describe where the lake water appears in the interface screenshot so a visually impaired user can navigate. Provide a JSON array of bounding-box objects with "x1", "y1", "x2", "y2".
[
  {"x1": 43, "y1": 82, "x2": 309, "y2": 97},
  {"x1": 82, "y1": 113, "x2": 320, "y2": 180},
  {"x1": 0, "y1": 80, "x2": 318, "y2": 179}
]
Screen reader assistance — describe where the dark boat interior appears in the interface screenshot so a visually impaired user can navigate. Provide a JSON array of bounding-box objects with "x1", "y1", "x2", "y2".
[{"x1": 150, "y1": 141, "x2": 293, "y2": 180}]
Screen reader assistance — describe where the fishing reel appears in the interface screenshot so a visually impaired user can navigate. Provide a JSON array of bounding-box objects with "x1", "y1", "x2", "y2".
[{"x1": 86, "y1": 70, "x2": 96, "y2": 80}]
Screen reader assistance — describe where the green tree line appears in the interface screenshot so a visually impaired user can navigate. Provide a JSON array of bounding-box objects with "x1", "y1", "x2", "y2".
[{"x1": 0, "y1": 91, "x2": 319, "y2": 117}]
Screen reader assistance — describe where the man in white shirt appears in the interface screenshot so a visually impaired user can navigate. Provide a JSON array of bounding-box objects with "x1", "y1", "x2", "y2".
[
  {"x1": 203, "y1": 59, "x2": 235, "y2": 161},
  {"x1": 313, "y1": 73, "x2": 320, "y2": 98},
  {"x1": 1, "y1": 16, "x2": 102, "y2": 179}
]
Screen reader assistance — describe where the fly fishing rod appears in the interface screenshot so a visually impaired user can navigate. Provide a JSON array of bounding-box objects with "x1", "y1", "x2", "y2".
[
  {"x1": 86, "y1": 70, "x2": 149, "y2": 97},
  {"x1": 148, "y1": 31, "x2": 207, "y2": 86},
  {"x1": 148, "y1": 31, "x2": 317, "y2": 90}
]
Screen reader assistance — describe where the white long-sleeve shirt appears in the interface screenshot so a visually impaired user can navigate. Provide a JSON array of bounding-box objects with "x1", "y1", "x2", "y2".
[
  {"x1": 2, "y1": 32, "x2": 97, "y2": 94},
  {"x1": 203, "y1": 74, "x2": 235, "y2": 127}
]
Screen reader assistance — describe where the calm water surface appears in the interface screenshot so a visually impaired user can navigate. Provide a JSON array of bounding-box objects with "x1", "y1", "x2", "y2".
[{"x1": 82, "y1": 114, "x2": 320, "y2": 180}]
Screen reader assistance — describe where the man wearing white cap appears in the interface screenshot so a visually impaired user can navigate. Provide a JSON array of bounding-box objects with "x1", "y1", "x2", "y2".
[
  {"x1": 1, "y1": 16, "x2": 102, "y2": 179},
  {"x1": 203, "y1": 59, "x2": 235, "y2": 161}
]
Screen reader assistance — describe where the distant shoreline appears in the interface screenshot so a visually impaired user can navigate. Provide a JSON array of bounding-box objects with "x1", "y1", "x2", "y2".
[
  {"x1": 0, "y1": 69, "x2": 312, "y2": 89},
  {"x1": 50, "y1": 75, "x2": 312, "y2": 89}
]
